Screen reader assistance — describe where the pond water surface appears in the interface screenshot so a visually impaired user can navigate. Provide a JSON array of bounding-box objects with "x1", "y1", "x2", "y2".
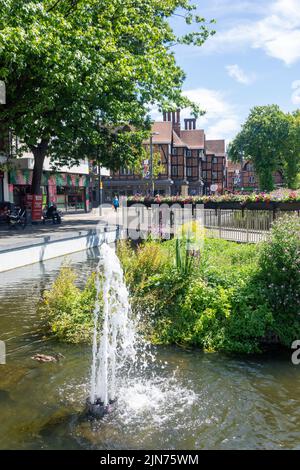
[{"x1": 0, "y1": 248, "x2": 299, "y2": 450}]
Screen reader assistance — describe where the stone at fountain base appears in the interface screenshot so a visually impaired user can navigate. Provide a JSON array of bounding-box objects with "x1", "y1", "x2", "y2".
[{"x1": 86, "y1": 398, "x2": 117, "y2": 419}]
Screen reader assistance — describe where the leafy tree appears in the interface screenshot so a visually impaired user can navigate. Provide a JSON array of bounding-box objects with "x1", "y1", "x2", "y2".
[
  {"x1": 228, "y1": 105, "x2": 290, "y2": 191},
  {"x1": 0, "y1": 0, "x2": 215, "y2": 194},
  {"x1": 284, "y1": 110, "x2": 300, "y2": 189},
  {"x1": 131, "y1": 148, "x2": 164, "y2": 180}
]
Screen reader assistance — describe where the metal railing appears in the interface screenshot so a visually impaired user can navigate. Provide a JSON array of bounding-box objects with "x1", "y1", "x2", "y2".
[{"x1": 124, "y1": 205, "x2": 300, "y2": 243}]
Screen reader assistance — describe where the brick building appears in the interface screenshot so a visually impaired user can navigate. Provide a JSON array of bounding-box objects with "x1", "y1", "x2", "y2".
[
  {"x1": 103, "y1": 111, "x2": 226, "y2": 199},
  {"x1": 226, "y1": 160, "x2": 284, "y2": 192}
]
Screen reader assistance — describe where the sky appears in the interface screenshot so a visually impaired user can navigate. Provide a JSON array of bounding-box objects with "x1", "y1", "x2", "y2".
[{"x1": 155, "y1": 0, "x2": 300, "y2": 144}]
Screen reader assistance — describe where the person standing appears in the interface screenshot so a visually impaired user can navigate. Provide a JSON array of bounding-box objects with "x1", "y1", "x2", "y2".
[{"x1": 112, "y1": 195, "x2": 119, "y2": 212}]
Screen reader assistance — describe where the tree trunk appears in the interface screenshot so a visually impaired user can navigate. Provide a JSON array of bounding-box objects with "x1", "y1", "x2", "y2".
[{"x1": 31, "y1": 139, "x2": 49, "y2": 195}]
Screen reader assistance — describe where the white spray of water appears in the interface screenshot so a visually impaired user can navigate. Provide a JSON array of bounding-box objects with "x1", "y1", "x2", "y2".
[{"x1": 90, "y1": 243, "x2": 137, "y2": 406}]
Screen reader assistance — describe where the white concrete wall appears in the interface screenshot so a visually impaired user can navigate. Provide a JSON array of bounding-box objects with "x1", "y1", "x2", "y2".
[
  {"x1": 0, "y1": 228, "x2": 120, "y2": 273},
  {"x1": 13, "y1": 154, "x2": 110, "y2": 177},
  {"x1": 14, "y1": 154, "x2": 90, "y2": 175}
]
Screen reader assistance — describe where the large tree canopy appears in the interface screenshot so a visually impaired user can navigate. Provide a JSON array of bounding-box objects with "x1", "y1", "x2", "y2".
[
  {"x1": 0, "y1": 0, "x2": 215, "y2": 194},
  {"x1": 228, "y1": 105, "x2": 291, "y2": 191}
]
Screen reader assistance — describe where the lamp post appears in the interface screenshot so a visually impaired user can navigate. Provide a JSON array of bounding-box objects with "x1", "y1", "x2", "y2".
[
  {"x1": 149, "y1": 132, "x2": 159, "y2": 196},
  {"x1": 98, "y1": 162, "x2": 103, "y2": 216},
  {"x1": 95, "y1": 113, "x2": 103, "y2": 216}
]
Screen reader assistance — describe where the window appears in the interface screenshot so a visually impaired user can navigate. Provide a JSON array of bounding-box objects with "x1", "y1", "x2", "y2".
[
  {"x1": 187, "y1": 167, "x2": 192, "y2": 177},
  {"x1": 172, "y1": 147, "x2": 177, "y2": 156},
  {"x1": 249, "y1": 176, "x2": 255, "y2": 183},
  {"x1": 202, "y1": 170, "x2": 208, "y2": 179},
  {"x1": 198, "y1": 149, "x2": 204, "y2": 159},
  {"x1": 185, "y1": 149, "x2": 192, "y2": 157},
  {"x1": 212, "y1": 157, "x2": 218, "y2": 164},
  {"x1": 171, "y1": 166, "x2": 178, "y2": 177},
  {"x1": 245, "y1": 162, "x2": 254, "y2": 172},
  {"x1": 212, "y1": 171, "x2": 218, "y2": 180}
]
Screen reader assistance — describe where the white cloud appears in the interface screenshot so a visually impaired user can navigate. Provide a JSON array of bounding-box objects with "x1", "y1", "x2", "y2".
[
  {"x1": 292, "y1": 80, "x2": 300, "y2": 105},
  {"x1": 149, "y1": 89, "x2": 241, "y2": 142},
  {"x1": 226, "y1": 64, "x2": 255, "y2": 85},
  {"x1": 182, "y1": 88, "x2": 240, "y2": 141},
  {"x1": 204, "y1": 0, "x2": 300, "y2": 65}
]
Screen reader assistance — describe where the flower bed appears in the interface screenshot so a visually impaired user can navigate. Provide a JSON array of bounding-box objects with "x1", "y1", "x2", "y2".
[{"x1": 127, "y1": 190, "x2": 300, "y2": 211}]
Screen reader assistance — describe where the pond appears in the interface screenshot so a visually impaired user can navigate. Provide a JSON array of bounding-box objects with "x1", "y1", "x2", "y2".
[{"x1": 0, "y1": 247, "x2": 299, "y2": 450}]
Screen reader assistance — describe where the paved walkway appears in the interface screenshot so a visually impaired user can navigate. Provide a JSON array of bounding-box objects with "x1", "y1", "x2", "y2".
[
  {"x1": 0, "y1": 210, "x2": 123, "y2": 250},
  {"x1": 0, "y1": 207, "x2": 269, "y2": 250}
]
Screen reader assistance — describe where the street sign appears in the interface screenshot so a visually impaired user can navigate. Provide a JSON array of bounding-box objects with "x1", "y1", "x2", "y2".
[{"x1": 143, "y1": 159, "x2": 150, "y2": 179}]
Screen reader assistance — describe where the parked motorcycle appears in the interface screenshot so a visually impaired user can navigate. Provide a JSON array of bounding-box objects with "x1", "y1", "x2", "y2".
[{"x1": 8, "y1": 207, "x2": 27, "y2": 229}]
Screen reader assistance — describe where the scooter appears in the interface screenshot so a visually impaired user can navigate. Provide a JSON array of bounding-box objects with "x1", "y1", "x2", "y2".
[{"x1": 42, "y1": 208, "x2": 63, "y2": 224}]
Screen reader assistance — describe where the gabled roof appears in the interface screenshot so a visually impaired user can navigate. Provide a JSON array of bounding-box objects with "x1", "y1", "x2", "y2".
[
  {"x1": 180, "y1": 129, "x2": 205, "y2": 149},
  {"x1": 205, "y1": 139, "x2": 226, "y2": 156},
  {"x1": 172, "y1": 130, "x2": 187, "y2": 147},
  {"x1": 144, "y1": 122, "x2": 173, "y2": 145}
]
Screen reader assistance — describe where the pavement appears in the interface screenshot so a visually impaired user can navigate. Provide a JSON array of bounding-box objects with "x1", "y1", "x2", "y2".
[
  {"x1": 0, "y1": 209, "x2": 123, "y2": 250},
  {"x1": 0, "y1": 207, "x2": 268, "y2": 250}
]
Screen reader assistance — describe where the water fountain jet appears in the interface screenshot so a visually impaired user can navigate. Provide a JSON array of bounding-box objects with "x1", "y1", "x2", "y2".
[{"x1": 87, "y1": 243, "x2": 136, "y2": 419}]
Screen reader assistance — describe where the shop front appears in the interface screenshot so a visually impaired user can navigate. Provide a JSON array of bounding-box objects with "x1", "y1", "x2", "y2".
[{"x1": 9, "y1": 170, "x2": 90, "y2": 212}]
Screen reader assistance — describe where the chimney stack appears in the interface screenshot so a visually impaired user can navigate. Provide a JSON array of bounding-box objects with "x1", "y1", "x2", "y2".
[
  {"x1": 163, "y1": 109, "x2": 181, "y2": 135},
  {"x1": 172, "y1": 109, "x2": 181, "y2": 136},
  {"x1": 184, "y1": 118, "x2": 196, "y2": 130}
]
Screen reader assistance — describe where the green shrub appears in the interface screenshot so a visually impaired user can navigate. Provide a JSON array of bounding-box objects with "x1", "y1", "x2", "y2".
[
  {"x1": 40, "y1": 214, "x2": 300, "y2": 353},
  {"x1": 117, "y1": 239, "x2": 172, "y2": 290},
  {"x1": 119, "y1": 234, "x2": 289, "y2": 354},
  {"x1": 149, "y1": 276, "x2": 273, "y2": 354},
  {"x1": 38, "y1": 266, "x2": 96, "y2": 343},
  {"x1": 257, "y1": 214, "x2": 300, "y2": 346}
]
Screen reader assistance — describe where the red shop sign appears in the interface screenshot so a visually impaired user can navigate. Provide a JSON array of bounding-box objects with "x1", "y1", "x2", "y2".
[{"x1": 31, "y1": 194, "x2": 43, "y2": 221}]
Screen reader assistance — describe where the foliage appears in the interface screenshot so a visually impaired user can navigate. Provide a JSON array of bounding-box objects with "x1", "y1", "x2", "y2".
[
  {"x1": 228, "y1": 105, "x2": 300, "y2": 191},
  {"x1": 284, "y1": 111, "x2": 300, "y2": 189},
  {"x1": 131, "y1": 148, "x2": 165, "y2": 180},
  {"x1": 38, "y1": 265, "x2": 96, "y2": 343},
  {"x1": 119, "y1": 220, "x2": 300, "y2": 354},
  {"x1": 39, "y1": 217, "x2": 300, "y2": 353},
  {"x1": 257, "y1": 214, "x2": 300, "y2": 346},
  {"x1": 127, "y1": 189, "x2": 300, "y2": 205},
  {"x1": 117, "y1": 239, "x2": 172, "y2": 290},
  {"x1": 0, "y1": 0, "x2": 215, "y2": 193},
  {"x1": 175, "y1": 237, "x2": 194, "y2": 276}
]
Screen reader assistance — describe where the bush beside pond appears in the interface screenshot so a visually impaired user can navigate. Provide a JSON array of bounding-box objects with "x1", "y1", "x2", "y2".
[
  {"x1": 38, "y1": 267, "x2": 96, "y2": 343},
  {"x1": 39, "y1": 214, "x2": 300, "y2": 354},
  {"x1": 118, "y1": 214, "x2": 300, "y2": 353}
]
